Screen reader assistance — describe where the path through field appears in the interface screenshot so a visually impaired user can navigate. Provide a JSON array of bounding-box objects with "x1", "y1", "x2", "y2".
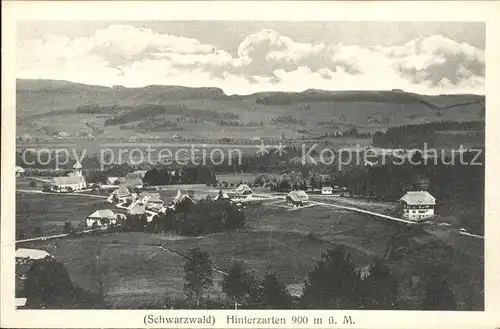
[{"x1": 17, "y1": 189, "x2": 107, "y2": 199}]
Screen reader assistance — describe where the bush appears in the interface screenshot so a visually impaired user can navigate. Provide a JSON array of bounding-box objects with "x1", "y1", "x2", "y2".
[
  {"x1": 62, "y1": 221, "x2": 74, "y2": 234},
  {"x1": 32, "y1": 226, "x2": 43, "y2": 237}
]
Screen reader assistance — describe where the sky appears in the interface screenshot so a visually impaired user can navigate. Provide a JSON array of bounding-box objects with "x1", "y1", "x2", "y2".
[{"x1": 16, "y1": 21, "x2": 485, "y2": 95}]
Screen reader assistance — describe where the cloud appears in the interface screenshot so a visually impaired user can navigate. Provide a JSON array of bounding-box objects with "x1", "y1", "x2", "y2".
[{"x1": 16, "y1": 25, "x2": 485, "y2": 95}]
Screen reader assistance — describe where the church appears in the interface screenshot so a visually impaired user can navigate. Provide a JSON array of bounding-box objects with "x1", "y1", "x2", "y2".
[{"x1": 52, "y1": 161, "x2": 87, "y2": 191}]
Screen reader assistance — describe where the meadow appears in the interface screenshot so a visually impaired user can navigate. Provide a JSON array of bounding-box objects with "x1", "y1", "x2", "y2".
[
  {"x1": 16, "y1": 186, "x2": 112, "y2": 237},
  {"x1": 16, "y1": 187, "x2": 483, "y2": 310}
]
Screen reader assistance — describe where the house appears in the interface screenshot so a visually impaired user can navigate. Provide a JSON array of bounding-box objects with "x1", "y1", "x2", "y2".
[
  {"x1": 15, "y1": 166, "x2": 25, "y2": 177},
  {"x1": 106, "y1": 176, "x2": 123, "y2": 185},
  {"x1": 139, "y1": 192, "x2": 164, "y2": 206},
  {"x1": 86, "y1": 209, "x2": 118, "y2": 228},
  {"x1": 123, "y1": 178, "x2": 143, "y2": 190},
  {"x1": 110, "y1": 186, "x2": 132, "y2": 203},
  {"x1": 400, "y1": 191, "x2": 436, "y2": 221},
  {"x1": 213, "y1": 190, "x2": 230, "y2": 201},
  {"x1": 52, "y1": 175, "x2": 87, "y2": 191},
  {"x1": 286, "y1": 190, "x2": 309, "y2": 207},
  {"x1": 145, "y1": 203, "x2": 163, "y2": 214},
  {"x1": 172, "y1": 190, "x2": 195, "y2": 208},
  {"x1": 127, "y1": 200, "x2": 146, "y2": 216},
  {"x1": 321, "y1": 186, "x2": 333, "y2": 195},
  {"x1": 234, "y1": 183, "x2": 253, "y2": 198}
]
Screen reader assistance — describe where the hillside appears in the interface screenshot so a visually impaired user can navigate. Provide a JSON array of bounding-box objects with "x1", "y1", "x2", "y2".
[{"x1": 16, "y1": 79, "x2": 485, "y2": 143}]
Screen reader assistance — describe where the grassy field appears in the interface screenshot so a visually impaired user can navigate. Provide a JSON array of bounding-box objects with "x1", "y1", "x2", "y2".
[
  {"x1": 21, "y1": 233, "x2": 224, "y2": 308},
  {"x1": 16, "y1": 187, "x2": 113, "y2": 237},
  {"x1": 17, "y1": 189, "x2": 483, "y2": 309}
]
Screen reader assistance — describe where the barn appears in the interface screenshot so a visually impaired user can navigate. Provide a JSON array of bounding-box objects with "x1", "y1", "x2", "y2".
[
  {"x1": 234, "y1": 183, "x2": 253, "y2": 198},
  {"x1": 86, "y1": 209, "x2": 119, "y2": 228},
  {"x1": 286, "y1": 190, "x2": 309, "y2": 207}
]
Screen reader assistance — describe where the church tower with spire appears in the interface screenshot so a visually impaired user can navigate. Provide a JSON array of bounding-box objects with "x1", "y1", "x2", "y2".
[{"x1": 72, "y1": 160, "x2": 83, "y2": 177}]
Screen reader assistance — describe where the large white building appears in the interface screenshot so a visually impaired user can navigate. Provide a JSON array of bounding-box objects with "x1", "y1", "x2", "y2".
[
  {"x1": 400, "y1": 191, "x2": 436, "y2": 221},
  {"x1": 52, "y1": 161, "x2": 86, "y2": 191},
  {"x1": 52, "y1": 176, "x2": 87, "y2": 191}
]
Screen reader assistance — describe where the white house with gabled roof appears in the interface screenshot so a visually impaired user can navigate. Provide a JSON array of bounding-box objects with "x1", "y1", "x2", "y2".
[
  {"x1": 400, "y1": 191, "x2": 436, "y2": 221},
  {"x1": 86, "y1": 209, "x2": 119, "y2": 228},
  {"x1": 234, "y1": 183, "x2": 253, "y2": 198}
]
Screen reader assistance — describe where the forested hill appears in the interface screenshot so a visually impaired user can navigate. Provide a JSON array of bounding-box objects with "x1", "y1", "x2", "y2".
[{"x1": 16, "y1": 79, "x2": 484, "y2": 142}]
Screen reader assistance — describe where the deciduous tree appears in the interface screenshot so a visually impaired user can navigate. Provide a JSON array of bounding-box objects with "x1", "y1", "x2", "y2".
[{"x1": 184, "y1": 248, "x2": 214, "y2": 306}]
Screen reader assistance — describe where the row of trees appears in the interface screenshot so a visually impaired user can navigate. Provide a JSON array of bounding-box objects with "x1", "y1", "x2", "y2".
[
  {"x1": 271, "y1": 115, "x2": 306, "y2": 126},
  {"x1": 22, "y1": 256, "x2": 106, "y2": 309},
  {"x1": 177, "y1": 246, "x2": 457, "y2": 310},
  {"x1": 19, "y1": 245, "x2": 458, "y2": 310},
  {"x1": 104, "y1": 105, "x2": 167, "y2": 126},
  {"x1": 372, "y1": 120, "x2": 484, "y2": 147},
  {"x1": 142, "y1": 167, "x2": 217, "y2": 186},
  {"x1": 148, "y1": 197, "x2": 246, "y2": 236},
  {"x1": 333, "y1": 151, "x2": 484, "y2": 234}
]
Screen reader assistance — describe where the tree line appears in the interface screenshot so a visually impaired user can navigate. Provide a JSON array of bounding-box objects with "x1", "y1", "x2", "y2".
[
  {"x1": 153, "y1": 246, "x2": 457, "y2": 310},
  {"x1": 146, "y1": 196, "x2": 246, "y2": 236},
  {"x1": 333, "y1": 151, "x2": 484, "y2": 234},
  {"x1": 372, "y1": 120, "x2": 484, "y2": 147}
]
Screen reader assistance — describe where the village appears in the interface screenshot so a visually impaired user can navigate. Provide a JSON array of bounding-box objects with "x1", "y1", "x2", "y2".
[
  {"x1": 15, "y1": 155, "x2": 472, "y2": 310},
  {"x1": 15, "y1": 159, "x2": 442, "y2": 233}
]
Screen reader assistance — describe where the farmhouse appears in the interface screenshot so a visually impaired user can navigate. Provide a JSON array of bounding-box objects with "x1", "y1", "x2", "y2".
[
  {"x1": 400, "y1": 191, "x2": 436, "y2": 221},
  {"x1": 145, "y1": 203, "x2": 163, "y2": 214},
  {"x1": 86, "y1": 209, "x2": 118, "y2": 228},
  {"x1": 110, "y1": 186, "x2": 132, "y2": 203},
  {"x1": 127, "y1": 200, "x2": 146, "y2": 216},
  {"x1": 321, "y1": 186, "x2": 333, "y2": 195},
  {"x1": 106, "y1": 176, "x2": 123, "y2": 185},
  {"x1": 234, "y1": 183, "x2": 253, "y2": 198},
  {"x1": 139, "y1": 192, "x2": 164, "y2": 206},
  {"x1": 172, "y1": 190, "x2": 195, "y2": 207},
  {"x1": 15, "y1": 166, "x2": 25, "y2": 177},
  {"x1": 286, "y1": 190, "x2": 309, "y2": 207},
  {"x1": 213, "y1": 190, "x2": 230, "y2": 201}
]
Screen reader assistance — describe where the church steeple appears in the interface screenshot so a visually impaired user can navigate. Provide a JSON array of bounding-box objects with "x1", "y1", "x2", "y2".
[{"x1": 72, "y1": 160, "x2": 83, "y2": 176}]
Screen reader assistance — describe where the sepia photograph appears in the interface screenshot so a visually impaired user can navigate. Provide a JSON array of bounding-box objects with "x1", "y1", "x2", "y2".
[{"x1": 2, "y1": 1, "x2": 499, "y2": 328}]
